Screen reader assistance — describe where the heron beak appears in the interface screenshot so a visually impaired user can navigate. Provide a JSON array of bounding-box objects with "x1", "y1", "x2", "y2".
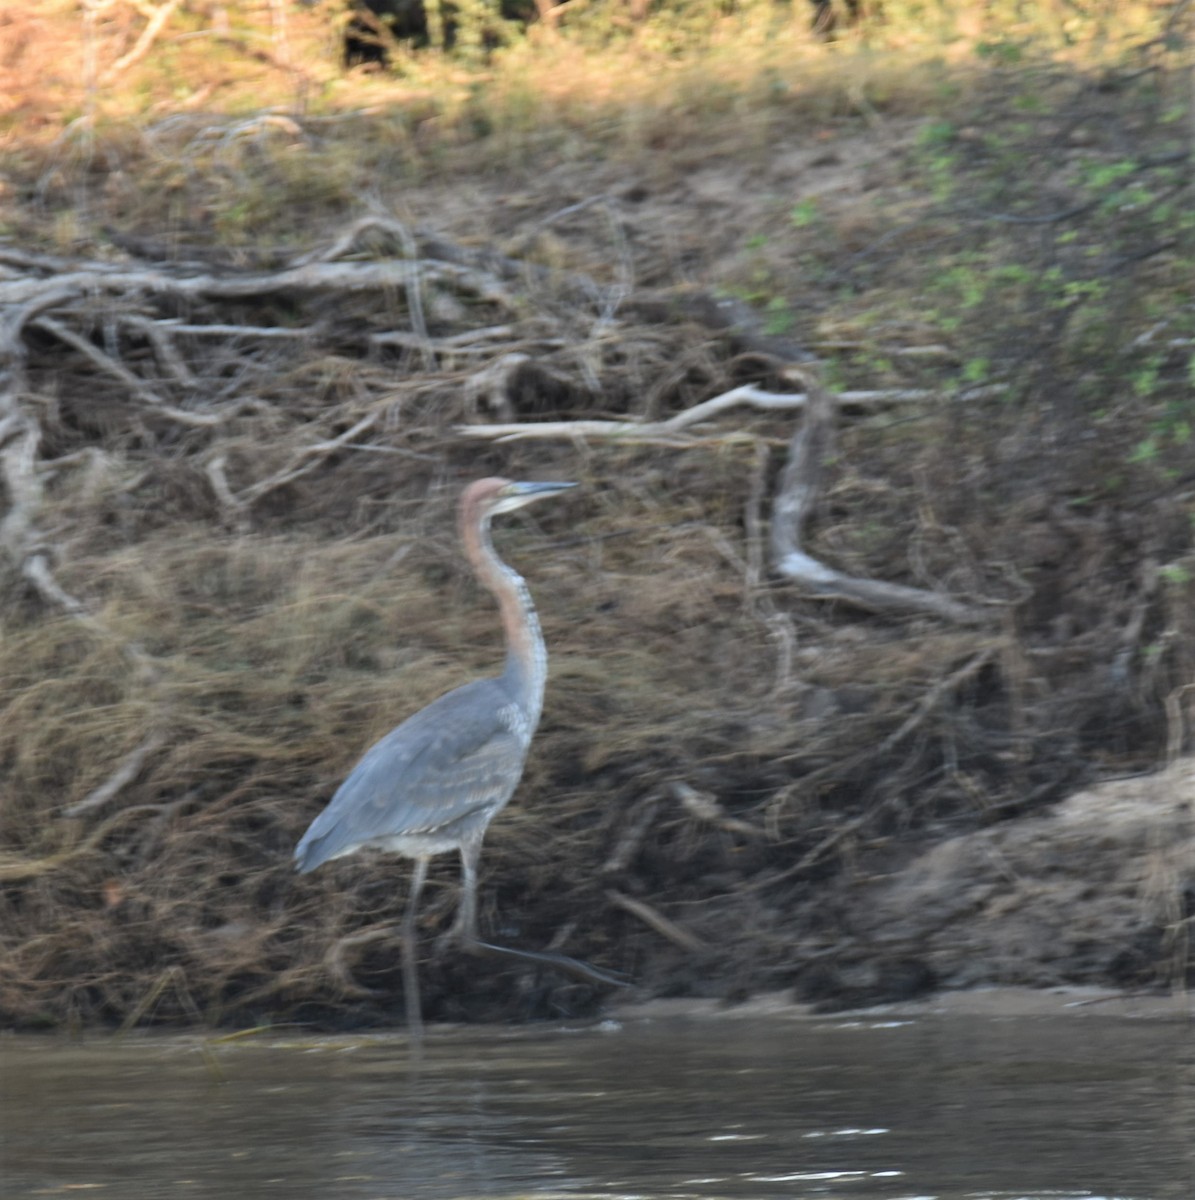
[
  {"x1": 509, "y1": 481, "x2": 576, "y2": 498},
  {"x1": 493, "y1": 481, "x2": 576, "y2": 513}
]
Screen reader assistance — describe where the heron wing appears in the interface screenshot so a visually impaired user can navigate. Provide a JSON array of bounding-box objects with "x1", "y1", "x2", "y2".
[{"x1": 294, "y1": 677, "x2": 529, "y2": 871}]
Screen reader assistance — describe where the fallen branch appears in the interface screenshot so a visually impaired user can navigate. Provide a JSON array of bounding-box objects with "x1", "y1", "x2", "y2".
[
  {"x1": 455, "y1": 384, "x2": 965, "y2": 443},
  {"x1": 770, "y1": 375, "x2": 991, "y2": 625},
  {"x1": 101, "y1": 0, "x2": 182, "y2": 83},
  {"x1": 606, "y1": 889, "x2": 708, "y2": 953},
  {"x1": 155, "y1": 321, "x2": 315, "y2": 339},
  {"x1": 671, "y1": 781, "x2": 769, "y2": 840},
  {"x1": 873, "y1": 647, "x2": 1000, "y2": 756},
  {"x1": 62, "y1": 732, "x2": 167, "y2": 818},
  {"x1": 34, "y1": 316, "x2": 225, "y2": 427},
  {"x1": 0, "y1": 398, "x2": 42, "y2": 563},
  {"x1": 601, "y1": 794, "x2": 661, "y2": 874},
  {"x1": 238, "y1": 411, "x2": 381, "y2": 504},
  {"x1": 0, "y1": 258, "x2": 515, "y2": 308}
]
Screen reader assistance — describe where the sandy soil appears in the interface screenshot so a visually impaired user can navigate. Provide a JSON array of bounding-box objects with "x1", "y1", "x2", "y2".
[{"x1": 847, "y1": 759, "x2": 1195, "y2": 992}]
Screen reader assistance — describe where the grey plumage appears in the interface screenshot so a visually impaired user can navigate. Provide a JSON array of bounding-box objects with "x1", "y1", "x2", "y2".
[
  {"x1": 294, "y1": 676, "x2": 530, "y2": 869},
  {"x1": 293, "y1": 477, "x2": 575, "y2": 1039}
]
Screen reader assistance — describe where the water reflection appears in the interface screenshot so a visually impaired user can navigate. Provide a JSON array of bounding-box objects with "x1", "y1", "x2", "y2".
[{"x1": 1, "y1": 1006, "x2": 1192, "y2": 1199}]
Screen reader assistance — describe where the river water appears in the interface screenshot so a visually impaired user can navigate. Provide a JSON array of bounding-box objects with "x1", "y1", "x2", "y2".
[{"x1": 2, "y1": 998, "x2": 1192, "y2": 1200}]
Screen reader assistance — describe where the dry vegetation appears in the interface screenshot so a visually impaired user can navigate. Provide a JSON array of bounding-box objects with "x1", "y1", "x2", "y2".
[{"x1": 0, "y1": 1, "x2": 1193, "y2": 1029}]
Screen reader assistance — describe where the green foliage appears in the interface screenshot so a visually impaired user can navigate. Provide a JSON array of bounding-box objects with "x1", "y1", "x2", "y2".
[
  {"x1": 763, "y1": 295, "x2": 794, "y2": 336},
  {"x1": 790, "y1": 199, "x2": 819, "y2": 228}
]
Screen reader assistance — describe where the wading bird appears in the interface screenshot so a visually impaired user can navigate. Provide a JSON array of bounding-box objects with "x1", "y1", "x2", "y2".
[{"x1": 294, "y1": 477, "x2": 575, "y2": 1039}]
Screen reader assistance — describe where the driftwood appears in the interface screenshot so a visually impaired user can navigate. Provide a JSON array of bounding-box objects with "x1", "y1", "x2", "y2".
[
  {"x1": 606, "y1": 889, "x2": 709, "y2": 953},
  {"x1": 456, "y1": 384, "x2": 955, "y2": 444},
  {"x1": 769, "y1": 372, "x2": 991, "y2": 625}
]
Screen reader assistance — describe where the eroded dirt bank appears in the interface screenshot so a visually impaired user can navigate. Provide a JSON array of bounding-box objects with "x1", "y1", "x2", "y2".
[{"x1": 1, "y1": 31, "x2": 1193, "y2": 1029}]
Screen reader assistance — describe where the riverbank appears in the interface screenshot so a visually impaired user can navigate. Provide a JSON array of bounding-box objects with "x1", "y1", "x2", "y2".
[{"x1": 1, "y1": 3, "x2": 1192, "y2": 1031}]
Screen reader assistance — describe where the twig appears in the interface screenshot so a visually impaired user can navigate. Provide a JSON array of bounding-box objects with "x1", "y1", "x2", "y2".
[
  {"x1": 743, "y1": 799, "x2": 898, "y2": 893},
  {"x1": 34, "y1": 314, "x2": 165, "y2": 403},
  {"x1": 873, "y1": 647, "x2": 999, "y2": 756},
  {"x1": 124, "y1": 316, "x2": 197, "y2": 387},
  {"x1": 601, "y1": 794, "x2": 661, "y2": 874},
  {"x1": 295, "y1": 215, "x2": 418, "y2": 266},
  {"x1": 469, "y1": 940, "x2": 628, "y2": 987},
  {"x1": 34, "y1": 315, "x2": 226, "y2": 427},
  {"x1": 101, "y1": 0, "x2": 182, "y2": 82},
  {"x1": 239, "y1": 412, "x2": 381, "y2": 504},
  {"x1": 1165, "y1": 684, "x2": 1194, "y2": 765},
  {"x1": 744, "y1": 439, "x2": 770, "y2": 596},
  {"x1": 606, "y1": 889, "x2": 708, "y2": 952},
  {"x1": 159, "y1": 321, "x2": 315, "y2": 339},
  {"x1": 205, "y1": 454, "x2": 248, "y2": 528},
  {"x1": 62, "y1": 732, "x2": 166, "y2": 818},
  {"x1": 371, "y1": 328, "x2": 548, "y2": 355},
  {"x1": 670, "y1": 782, "x2": 769, "y2": 840},
  {"x1": 22, "y1": 553, "x2": 94, "y2": 622},
  {"x1": 392, "y1": 218, "x2": 435, "y2": 371},
  {"x1": 662, "y1": 383, "x2": 930, "y2": 432}
]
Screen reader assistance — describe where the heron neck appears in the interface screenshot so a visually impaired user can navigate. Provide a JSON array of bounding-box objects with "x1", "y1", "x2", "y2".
[{"x1": 464, "y1": 512, "x2": 548, "y2": 730}]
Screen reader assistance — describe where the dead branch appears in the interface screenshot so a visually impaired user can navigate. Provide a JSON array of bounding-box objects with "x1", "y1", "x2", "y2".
[
  {"x1": 770, "y1": 376, "x2": 991, "y2": 625},
  {"x1": 204, "y1": 454, "x2": 248, "y2": 528},
  {"x1": 297, "y1": 215, "x2": 417, "y2": 266},
  {"x1": 0, "y1": 303, "x2": 167, "y2": 664},
  {"x1": 670, "y1": 781, "x2": 769, "y2": 840},
  {"x1": 156, "y1": 321, "x2": 315, "y2": 339},
  {"x1": 601, "y1": 794, "x2": 661, "y2": 874},
  {"x1": 238, "y1": 412, "x2": 381, "y2": 504},
  {"x1": 606, "y1": 889, "x2": 709, "y2": 952},
  {"x1": 623, "y1": 287, "x2": 816, "y2": 365},
  {"x1": 0, "y1": 401, "x2": 42, "y2": 563},
  {"x1": 22, "y1": 553, "x2": 93, "y2": 623},
  {"x1": 62, "y1": 732, "x2": 166, "y2": 818},
  {"x1": 101, "y1": 0, "x2": 182, "y2": 83},
  {"x1": 455, "y1": 385, "x2": 953, "y2": 442},
  {"x1": 0, "y1": 258, "x2": 515, "y2": 308},
  {"x1": 374, "y1": 218, "x2": 434, "y2": 370},
  {"x1": 122, "y1": 316, "x2": 197, "y2": 387},
  {"x1": 874, "y1": 647, "x2": 1000, "y2": 756},
  {"x1": 33, "y1": 315, "x2": 225, "y2": 427}
]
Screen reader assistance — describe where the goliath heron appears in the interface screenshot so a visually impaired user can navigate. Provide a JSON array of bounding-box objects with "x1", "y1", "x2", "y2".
[{"x1": 295, "y1": 477, "x2": 576, "y2": 1038}]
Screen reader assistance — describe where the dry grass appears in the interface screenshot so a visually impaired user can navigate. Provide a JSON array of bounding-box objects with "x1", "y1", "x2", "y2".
[{"x1": 0, "y1": 2, "x2": 1192, "y2": 1028}]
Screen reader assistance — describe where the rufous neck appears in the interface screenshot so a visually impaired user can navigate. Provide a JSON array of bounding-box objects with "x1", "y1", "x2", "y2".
[{"x1": 460, "y1": 503, "x2": 547, "y2": 729}]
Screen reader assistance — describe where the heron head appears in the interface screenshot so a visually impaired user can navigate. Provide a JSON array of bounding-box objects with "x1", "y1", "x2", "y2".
[{"x1": 468, "y1": 478, "x2": 576, "y2": 517}]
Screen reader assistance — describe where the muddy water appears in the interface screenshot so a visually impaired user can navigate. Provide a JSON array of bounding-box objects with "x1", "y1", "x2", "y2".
[{"x1": 2, "y1": 1005, "x2": 1192, "y2": 1200}]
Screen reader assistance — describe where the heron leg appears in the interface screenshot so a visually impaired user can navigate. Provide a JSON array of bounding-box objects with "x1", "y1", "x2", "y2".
[
  {"x1": 443, "y1": 838, "x2": 482, "y2": 951},
  {"x1": 402, "y1": 858, "x2": 428, "y2": 1043}
]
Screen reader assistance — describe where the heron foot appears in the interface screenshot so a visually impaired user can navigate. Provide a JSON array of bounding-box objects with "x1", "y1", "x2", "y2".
[
  {"x1": 471, "y1": 940, "x2": 631, "y2": 989},
  {"x1": 433, "y1": 922, "x2": 478, "y2": 957}
]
